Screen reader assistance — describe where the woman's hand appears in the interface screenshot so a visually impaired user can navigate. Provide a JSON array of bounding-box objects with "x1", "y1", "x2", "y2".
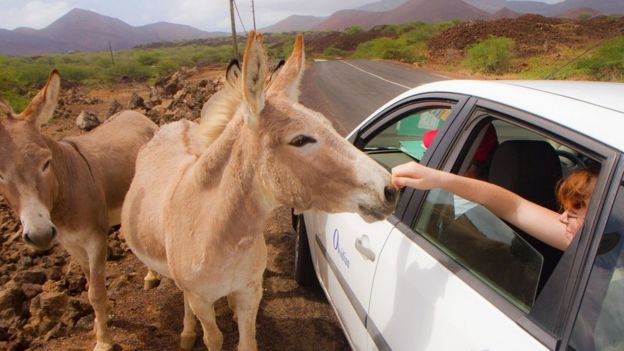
[{"x1": 391, "y1": 161, "x2": 445, "y2": 190}]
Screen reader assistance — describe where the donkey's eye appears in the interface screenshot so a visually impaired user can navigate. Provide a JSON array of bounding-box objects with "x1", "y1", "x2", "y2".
[
  {"x1": 289, "y1": 135, "x2": 317, "y2": 147},
  {"x1": 42, "y1": 160, "x2": 51, "y2": 172}
]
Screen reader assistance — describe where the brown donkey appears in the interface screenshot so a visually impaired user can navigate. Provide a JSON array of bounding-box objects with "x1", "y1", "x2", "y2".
[
  {"x1": 121, "y1": 32, "x2": 397, "y2": 351},
  {"x1": 0, "y1": 70, "x2": 157, "y2": 351}
]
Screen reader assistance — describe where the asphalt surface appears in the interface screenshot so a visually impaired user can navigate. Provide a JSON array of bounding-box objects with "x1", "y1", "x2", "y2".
[{"x1": 299, "y1": 59, "x2": 447, "y2": 135}]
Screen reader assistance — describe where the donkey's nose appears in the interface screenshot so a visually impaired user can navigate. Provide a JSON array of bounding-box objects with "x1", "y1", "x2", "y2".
[
  {"x1": 384, "y1": 185, "x2": 398, "y2": 204},
  {"x1": 23, "y1": 226, "x2": 57, "y2": 249}
]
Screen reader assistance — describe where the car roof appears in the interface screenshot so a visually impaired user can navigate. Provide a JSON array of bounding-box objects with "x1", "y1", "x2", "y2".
[{"x1": 368, "y1": 80, "x2": 624, "y2": 152}]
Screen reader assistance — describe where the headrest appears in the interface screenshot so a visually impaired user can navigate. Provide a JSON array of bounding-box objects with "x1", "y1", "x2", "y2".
[{"x1": 488, "y1": 140, "x2": 562, "y2": 211}]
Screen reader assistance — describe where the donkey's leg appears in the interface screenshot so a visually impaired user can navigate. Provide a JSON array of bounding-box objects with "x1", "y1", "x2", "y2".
[
  {"x1": 180, "y1": 292, "x2": 198, "y2": 350},
  {"x1": 229, "y1": 277, "x2": 263, "y2": 351},
  {"x1": 143, "y1": 269, "x2": 161, "y2": 290},
  {"x1": 87, "y1": 235, "x2": 113, "y2": 351},
  {"x1": 186, "y1": 292, "x2": 223, "y2": 351},
  {"x1": 227, "y1": 294, "x2": 237, "y2": 321}
]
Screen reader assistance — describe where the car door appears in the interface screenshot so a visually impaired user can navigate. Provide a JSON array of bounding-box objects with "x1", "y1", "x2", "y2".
[
  {"x1": 306, "y1": 94, "x2": 469, "y2": 349},
  {"x1": 366, "y1": 102, "x2": 620, "y2": 350}
]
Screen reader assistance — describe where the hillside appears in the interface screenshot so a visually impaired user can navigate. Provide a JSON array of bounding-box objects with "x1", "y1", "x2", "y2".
[
  {"x1": 0, "y1": 8, "x2": 225, "y2": 56},
  {"x1": 261, "y1": 15, "x2": 326, "y2": 33},
  {"x1": 357, "y1": 0, "x2": 409, "y2": 11},
  {"x1": 466, "y1": 0, "x2": 624, "y2": 15},
  {"x1": 313, "y1": 0, "x2": 489, "y2": 30}
]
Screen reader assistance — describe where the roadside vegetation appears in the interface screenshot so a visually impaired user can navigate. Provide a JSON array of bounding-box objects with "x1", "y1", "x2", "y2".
[
  {"x1": 0, "y1": 45, "x2": 232, "y2": 111},
  {"x1": 2, "y1": 15, "x2": 623, "y2": 111},
  {"x1": 462, "y1": 36, "x2": 515, "y2": 74},
  {"x1": 350, "y1": 21, "x2": 455, "y2": 64}
]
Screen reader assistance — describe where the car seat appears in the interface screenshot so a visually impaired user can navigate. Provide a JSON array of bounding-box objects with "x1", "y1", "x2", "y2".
[{"x1": 487, "y1": 139, "x2": 564, "y2": 292}]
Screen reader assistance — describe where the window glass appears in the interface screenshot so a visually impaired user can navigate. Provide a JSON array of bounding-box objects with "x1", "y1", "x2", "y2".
[
  {"x1": 569, "y1": 183, "x2": 624, "y2": 351},
  {"x1": 412, "y1": 114, "x2": 599, "y2": 314},
  {"x1": 415, "y1": 188, "x2": 543, "y2": 310},
  {"x1": 364, "y1": 107, "x2": 450, "y2": 170}
]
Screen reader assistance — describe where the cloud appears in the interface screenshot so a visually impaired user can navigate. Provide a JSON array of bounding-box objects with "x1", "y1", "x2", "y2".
[{"x1": 1, "y1": 0, "x2": 71, "y2": 29}]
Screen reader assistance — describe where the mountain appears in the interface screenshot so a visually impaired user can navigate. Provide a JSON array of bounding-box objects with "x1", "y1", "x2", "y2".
[
  {"x1": 491, "y1": 7, "x2": 522, "y2": 19},
  {"x1": 261, "y1": 15, "x2": 326, "y2": 33},
  {"x1": 357, "y1": 0, "x2": 409, "y2": 12},
  {"x1": 557, "y1": 7, "x2": 602, "y2": 19},
  {"x1": 313, "y1": 0, "x2": 489, "y2": 31},
  {"x1": 0, "y1": 8, "x2": 225, "y2": 56},
  {"x1": 466, "y1": 0, "x2": 624, "y2": 15}
]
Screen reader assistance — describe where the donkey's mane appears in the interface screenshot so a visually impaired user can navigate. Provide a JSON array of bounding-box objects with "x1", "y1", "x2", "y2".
[{"x1": 198, "y1": 79, "x2": 243, "y2": 146}]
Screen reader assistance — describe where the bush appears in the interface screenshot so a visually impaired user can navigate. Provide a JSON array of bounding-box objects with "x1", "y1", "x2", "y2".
[
  {"x1": 137, "y1": 52, "x2": 160, "y2": 66},
  {"x1": 463, "y1": 36, "x2": 515, "y2": 74},
  {"x1": 320, "y1": 47, "x2": 347, "y2": 59},
  {"x1": 346, "y1": 26, "x2": 363, "y2": 35},
  {"x1": 577, "y1": 36, "x2": 624, "y2": 81},
  {"x1": 352, "y1": 37, "x2": 421, "y2": 63}
]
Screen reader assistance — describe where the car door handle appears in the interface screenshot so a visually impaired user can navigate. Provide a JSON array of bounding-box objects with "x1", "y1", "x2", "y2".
[{"x1": 355, "y1": 235, "x2": 375, "y2": 261}]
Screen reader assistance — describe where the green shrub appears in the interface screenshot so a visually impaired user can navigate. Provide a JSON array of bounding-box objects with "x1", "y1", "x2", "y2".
[
  {"x1": 352, "y1": 37, "x2": 420, "y2": 63},
  {"x1": 137, "y1": 52, "x2": 160, "y2": 66},
  {"x1": 321, "y1": 47, "x2": 348, "y2": 59},
  {"x1": 577, "y1": 35, "x2": 624, "y2": 81},
  {"x1": 463, "y1": 36, "x2": 515, "y2": 74},
  {"x1": 346, "y1": 26, "x2": 363, "y2": 35},
  {"x1": 107, "y1": 62, "x2": 151, "y2": 81}
]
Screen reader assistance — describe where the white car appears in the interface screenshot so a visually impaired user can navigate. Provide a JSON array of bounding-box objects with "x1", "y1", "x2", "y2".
[{"x1": 294, "y1": 80, "x2": 624, "y2": 351}]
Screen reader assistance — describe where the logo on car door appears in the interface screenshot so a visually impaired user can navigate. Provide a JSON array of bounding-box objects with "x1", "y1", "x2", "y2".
[{"x1": 333, "y1": 229, "x2": 351, "y2": 268}]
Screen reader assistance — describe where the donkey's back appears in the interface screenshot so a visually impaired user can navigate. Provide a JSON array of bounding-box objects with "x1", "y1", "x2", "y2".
[{"x1": 65, "y1": 110, "x2": 157, "y2": 221}]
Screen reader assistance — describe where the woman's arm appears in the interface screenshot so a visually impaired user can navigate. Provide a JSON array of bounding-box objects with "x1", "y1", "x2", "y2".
[{"x1": 392, "y1": 161, "x2": 569, "y2": 250}]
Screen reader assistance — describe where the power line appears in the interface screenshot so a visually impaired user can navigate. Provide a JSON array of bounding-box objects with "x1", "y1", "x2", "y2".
[{"x1": 232, "y1": 0, "x2": 247, "y2": 34}]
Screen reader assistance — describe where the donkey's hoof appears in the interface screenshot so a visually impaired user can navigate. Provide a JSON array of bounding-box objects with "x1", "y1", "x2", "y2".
[
  {"x1": 143, "y1": 278, "x2": 160, "y2": 290},
  {"x1": 180, "y1": 332, "x2": 197, "y2": 350},
  {"x1": 93, "y1": 341, "x2": 115, "y2": 351}
]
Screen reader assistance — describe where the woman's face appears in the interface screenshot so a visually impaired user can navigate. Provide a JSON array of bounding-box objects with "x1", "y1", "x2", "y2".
[{"x1": 559, "y1": 205, "x2": 588, "y2": 240}]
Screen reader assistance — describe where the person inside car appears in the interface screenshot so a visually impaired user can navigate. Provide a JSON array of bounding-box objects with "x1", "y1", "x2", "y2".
[{"x1": 392, "y1": 163, "x2": 597, "y2": 251}]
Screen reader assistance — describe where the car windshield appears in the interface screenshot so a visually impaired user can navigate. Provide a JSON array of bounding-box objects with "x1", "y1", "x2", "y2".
[{"x1": 364, "y1": 108, "x2": 450, "y2": 169}]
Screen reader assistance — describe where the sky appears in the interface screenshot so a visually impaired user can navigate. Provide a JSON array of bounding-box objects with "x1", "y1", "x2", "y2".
[{"x1": 0, "y1": 0, "x2": 563, "y2": 32}]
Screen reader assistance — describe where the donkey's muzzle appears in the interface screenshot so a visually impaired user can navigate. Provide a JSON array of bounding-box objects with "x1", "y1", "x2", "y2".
[
  {"x1": 23, "y1": 226, "x2": 57, "y2": 250},
  {"x1": 384, "y1": 185, "x2": 398, "y2": 205}
]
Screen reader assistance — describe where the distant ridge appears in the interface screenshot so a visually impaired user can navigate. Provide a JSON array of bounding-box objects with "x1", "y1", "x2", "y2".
[
  {"x1": 357, "y1": 0, "x2": 409, "y2": 12},
  {"x1": 313, "y1": 0, "x2": 489, "y2": 31},
  {"x1": 466, "y1": 0, "x2": 623, "y2": 15},
  {"x1": 261, "y1": 15, "x2": 326, "y2": 33},
  {"x1": 0, "y1": 8, "x2": 226, "y2": 56}
]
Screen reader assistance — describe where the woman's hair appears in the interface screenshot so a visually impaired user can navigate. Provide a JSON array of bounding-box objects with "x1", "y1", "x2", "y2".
[{"x1": 556, "y1": 169, "x2": 597, "y2": 211}]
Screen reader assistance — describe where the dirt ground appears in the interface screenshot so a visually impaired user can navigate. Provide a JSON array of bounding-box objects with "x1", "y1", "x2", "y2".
[{"x1": 0, "y1": 66, "x2": 350, "y2": 351}]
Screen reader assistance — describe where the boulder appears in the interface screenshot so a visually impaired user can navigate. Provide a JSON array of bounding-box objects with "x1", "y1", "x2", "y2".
[
  {"x1": 75, "y1": 111, "x2": 101, "y2": 131},
  {"x1": 128, "y1": 92, "x2": 146, "y2": 110}
]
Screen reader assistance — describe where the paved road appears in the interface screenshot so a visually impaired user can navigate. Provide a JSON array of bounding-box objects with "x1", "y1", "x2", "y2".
[{"x1": 300, "y1": 59, "x2": 448, "y2": 135}]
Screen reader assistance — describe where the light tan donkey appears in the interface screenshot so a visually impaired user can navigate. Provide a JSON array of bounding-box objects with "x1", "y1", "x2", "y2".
[
  {"x1": 0, "y1": 70, "x2": 158, "y2": 351},
  {"x1": 121, "y1": 32, "x2": 397, "y2": 351}
]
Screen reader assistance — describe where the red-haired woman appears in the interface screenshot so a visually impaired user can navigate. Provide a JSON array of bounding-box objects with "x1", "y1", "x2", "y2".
[{"x1": 392, "y1": 163, "x2": 597, "y2": 251}]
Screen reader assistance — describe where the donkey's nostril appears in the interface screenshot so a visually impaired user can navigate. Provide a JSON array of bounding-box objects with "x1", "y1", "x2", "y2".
[
  {"x1": 23, "y1": 232, "x2": 34, "y2": 245},
  {"x1": 50, "y1": 227, "x2": 57, "y2": 239},
  {"x1": 384, "y1": 185, "x2": 398, "y2": 204}
]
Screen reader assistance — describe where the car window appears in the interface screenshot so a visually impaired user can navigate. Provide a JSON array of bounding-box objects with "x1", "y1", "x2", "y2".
[
  {"x1": 411, "y1": 113, "x2": 601, "y2": 314},
  {"x1": 414, "y1": 188, "x2": 543, "y2": 310},
  {"x1": 363, "y1": 107, "x2": 450, "y2": 170},
  {"x1": 569, "y1": 182, "x2": 624, "y2": 351}
]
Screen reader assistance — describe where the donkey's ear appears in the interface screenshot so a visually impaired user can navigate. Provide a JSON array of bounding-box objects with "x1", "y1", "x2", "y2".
[
  {"x1": 241, "y1": 32, "x2": 268, "y2": 127},
  {"x1": 0, "y1": 99, "x2": 14, "y2": 120},
  {"x1": 20, "y1": 69, "x2": 60, "y2": 128},
  {"x1": 266, "y1": 33, "x2": 305, "y2": 101},
  {"x1": 225, "y1": 59, "x2": 241, "y2": 89},
  {"x1": 265, "y1": 59, "x2": 285, "y2": 90}
]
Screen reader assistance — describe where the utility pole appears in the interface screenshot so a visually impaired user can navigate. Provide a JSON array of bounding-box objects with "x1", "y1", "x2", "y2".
[
  {"x1": 229, "y1": 0, "x2": 239, "y2": 60},
  {"x1": 251, "y1": 0, "x2": 256, "y2": 31},
  {"x1": 108, "y1": 41, "x2": 115, "y2": 65}
]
